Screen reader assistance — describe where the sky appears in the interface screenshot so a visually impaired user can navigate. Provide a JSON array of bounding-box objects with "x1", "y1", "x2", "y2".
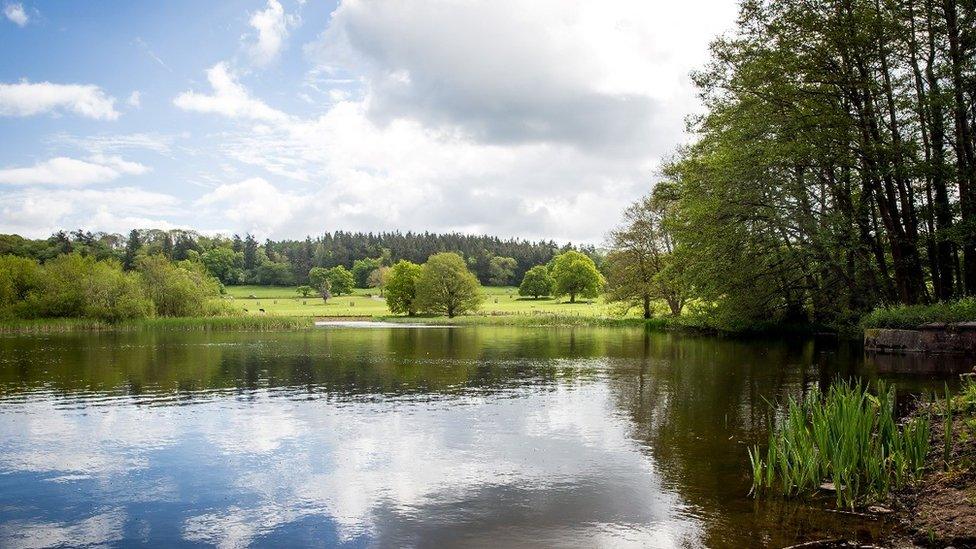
[{"x1": 0, "y1": 0, "x2": 738, "y2": 243}]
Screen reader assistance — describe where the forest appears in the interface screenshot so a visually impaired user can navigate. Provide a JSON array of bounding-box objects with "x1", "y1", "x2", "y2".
[
  {"x1": 643, "y1": 0, "x2": 976, "y2": 330},
  {"x1": 0, "y1": 230, "x2": 591, "y2": 289}
]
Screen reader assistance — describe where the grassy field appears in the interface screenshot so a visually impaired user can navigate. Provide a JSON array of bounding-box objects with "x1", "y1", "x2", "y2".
[{"x1": 223, "y1": 285, "x2": 623, "y2": 319}]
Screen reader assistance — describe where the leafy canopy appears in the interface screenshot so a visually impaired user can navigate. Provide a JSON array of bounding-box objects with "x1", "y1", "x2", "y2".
[
  {"x1": 415, "y1": 253, "x2": 484, "y2": 317},
  {"x1": 551, "y1": 251, "x2": 604, "y2": 303}
]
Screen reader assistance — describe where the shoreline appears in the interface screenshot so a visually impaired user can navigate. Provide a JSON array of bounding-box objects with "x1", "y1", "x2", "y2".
[
  {"x1": 0, "y1": 313, "x2": 959, "y2": 342},
  {"x1": 887, "y1": 384, "x2": 976, "y2": 547}
]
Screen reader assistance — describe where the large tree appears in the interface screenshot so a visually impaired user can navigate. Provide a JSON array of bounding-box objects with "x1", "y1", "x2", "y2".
[
  {"x1": 654, "y1": 0, "x2": 976, "y2": 330},
  {"x1": 605, "y1": 189, "x2": 686, "y2": 318},
  {"x1": 415, "y1": 253, "x2": 484, "y2": 317},
  {"x1": 551, "y1": 251, "x2": 604, "y2": 303},
  {"x1": 518, "y1": 265, "x2": 554, "y2": 299},
  {"x1": 385, "y1": 260, "x2": 424, "y2": 316}
]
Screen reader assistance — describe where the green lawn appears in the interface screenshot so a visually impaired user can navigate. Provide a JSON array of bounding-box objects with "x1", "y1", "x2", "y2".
[{"x1": 222, "y1": 285, "x2": 622, "y2": 318}]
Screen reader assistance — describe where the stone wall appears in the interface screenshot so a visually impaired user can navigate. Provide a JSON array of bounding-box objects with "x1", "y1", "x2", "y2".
[{"x1": 864, "y1": 322, "x2": 976, "y2": 355}]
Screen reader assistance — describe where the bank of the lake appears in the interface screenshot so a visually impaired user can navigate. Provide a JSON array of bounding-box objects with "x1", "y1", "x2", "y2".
[{"x1": 888, "y1": 381, "x2": 976, "y2": 546}]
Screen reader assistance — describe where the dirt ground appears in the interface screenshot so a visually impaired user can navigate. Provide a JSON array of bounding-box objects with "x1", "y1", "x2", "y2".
[{"x1": 890, "y1": 400, "x2": 976, "y2": 548}]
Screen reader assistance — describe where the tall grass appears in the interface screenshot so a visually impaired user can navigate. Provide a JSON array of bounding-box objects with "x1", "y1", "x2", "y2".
[
  {"x1": 860, "y1": 297, "x2": 976, "y2": 329},
  {"x1": 749, "y1": 380, "x2": 930, "y2": 509},
  {"x1": 0, "y1": 315, "x2": 314, "y2": 334}
]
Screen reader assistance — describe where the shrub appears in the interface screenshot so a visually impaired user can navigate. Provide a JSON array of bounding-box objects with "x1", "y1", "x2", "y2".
[
  {"x1": 0, "y1": 255, "x2": 41, "y2": 318},
  {"x1": 25, "y1": 254, "x2": 152, "y2": 322},
  {"x1": 860, "y1": 298, "x2": 976, "y2": 329},
  {"x1": 137, "y1": 255, "x2": 221, "y2": 317}
]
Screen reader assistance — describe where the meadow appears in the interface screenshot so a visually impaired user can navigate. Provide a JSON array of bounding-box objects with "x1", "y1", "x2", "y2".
[{"x1": 223, "y1": 285, "x2": 622, "y2": 319}]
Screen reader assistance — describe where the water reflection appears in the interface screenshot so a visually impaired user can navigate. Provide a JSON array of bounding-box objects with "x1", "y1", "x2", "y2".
[{"x1": 0, "y1": 328, "x2": 956, "y2": 547}]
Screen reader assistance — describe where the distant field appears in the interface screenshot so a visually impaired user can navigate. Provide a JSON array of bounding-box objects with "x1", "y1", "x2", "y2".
[{"x1": 222, "y1": 285, "x2": 622, "y2": 318}]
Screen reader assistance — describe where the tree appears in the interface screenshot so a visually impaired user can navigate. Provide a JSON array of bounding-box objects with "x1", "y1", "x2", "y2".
[
  {"x1": 487, "y1": 256, "x2": 517, "y2": 286},
  {"x1": 385, "y1": 260, "x2": 424, "y2": 315},
  {"x1": 296, "y1": 285, "x2": 314, "y2": 297},
  {"x1": 123, "y1": 230, "x2": 141, "y2": 271},
  {"x1": 352, "y1": 257, "x2": 381, "y2": 288},
  {"x1": 253, "y1": 260, "x2": 294, "y2": 286},
  {"x1": 368, "y1": 266, "x2": 391, "y2": 295},
  {"x1": 0, "y1": 255, "x2": 41, "y2": 318},
  {"x1": 416, "y1": 252, "x2": 484, "y2": 317},
  {"x1": 318, "y1": 278, "x2": 332, "y2": 303},
  {"x1": 201, "y1": 247, "x2": 245, "y2": 284},
  {"x1": 137, "y1": 255, "x2": 220, "y2": 317},
  {"x1": 551, "y1": 251, "x2": 604, "y2": 303},
  {"x1": 605, "y1": 191, "x2": 686, "y2": 318},
  {"x1": 161, "y1": 232, "x2": 174, "y2": 259},
  {"x1": 518, "y1": 265, "x2": 554, "y2": 298},
  {"x1": 172, "y1": 233, "x2": 199, "y2": 261},
  {"x1": 308, "y1": 267, "x2": 329, "y2": 291},
  {"x1": 243, "y1": 234, "x2": 258, "y2": 271},
  {"x1": 327, "y1": 265, "x2": 355, "y2": 295}
]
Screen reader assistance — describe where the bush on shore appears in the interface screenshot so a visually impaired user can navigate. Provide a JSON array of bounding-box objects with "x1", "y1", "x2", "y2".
[
  {"x1": 860, "y1": 298, "x2": 976, "y2": 330},
  {"x1": 0, "y1": 252, "x2": 227, "y2": 322}
]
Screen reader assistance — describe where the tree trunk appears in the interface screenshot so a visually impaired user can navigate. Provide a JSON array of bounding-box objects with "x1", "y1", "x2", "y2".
[
  {"x1": 642, "y1": 295, "x2": 651, "y2": 319},
  {"x1": 943, "y1": 0, "x2": 976, "y2": 294}
]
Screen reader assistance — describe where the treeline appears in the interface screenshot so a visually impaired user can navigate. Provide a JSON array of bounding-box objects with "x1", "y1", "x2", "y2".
[
  {"x1": 625, "y1": 0, "x2": 976, "y2": 330},
  {"x1": 0, "y1": 230, "x2": 596, "y2": 288},
  {"x1": 0, "y1": 253, "x2": 228, "y2": 322}
]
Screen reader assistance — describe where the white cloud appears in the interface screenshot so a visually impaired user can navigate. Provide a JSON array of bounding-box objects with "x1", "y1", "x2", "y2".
[
  {"x1": 0, "y1": 187, "x2": 181, "y2": 237},
  {"x1": 3, "y1": 3, "x2": 27, "y2": 26},
  {"x1": 307, "y1": 0, "x2": 735, "y2": 155},
  {"x1": 173, "y1": 63, "x2": 288, "y2": 122},
  {"x1": 169, "y1": 0, "x2": 735, "y2": 242},
  {"x1": 0, "y1": 81, "x2": 120, "y2": 120},
  {"x1": 0, "y1": 155, "x2": 149, "y2": 186},
  {"x1": 246, "y1": 0, "x2": 298, "y2": 67},
  {"x1": 126, "y1": 91, "x2": 141, "y2": 108},
  {"x1": 51, "y1": 132, "x2": 175, "y2": 155},
  {"x1": 195, "y1": 177, "x2": 304, "y2": 237}
]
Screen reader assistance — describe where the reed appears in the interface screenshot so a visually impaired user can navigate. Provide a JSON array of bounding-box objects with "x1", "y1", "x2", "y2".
[
  {"x1": 0, "y1": 315, "x2": 315, "y2": 334},
  {"x1": 749, "y1": 379, "x2": 930, "y2": 509}
]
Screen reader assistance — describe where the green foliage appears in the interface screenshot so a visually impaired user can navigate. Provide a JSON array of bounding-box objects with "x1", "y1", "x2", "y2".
[
  {"x1": 123, "y1": 229, "x2": 141, "y2": 271},
  {"x1": 415, "y1": 253, "x2": 484, "y2": 317},
  {"x1": 605, "y1": 191, "x2": 686, "y2": 318},
  {"x1": 201, "y1": 247, "x2": 245, "y2": 284},
  {"x1": 749, "y1": 380, "x2": 930, "y2": 509},
  {"x1": 26, "y1": 254, "x2": 153, "y2": 322},
  {"x1": 385, "y1": 260, "x2": 424, "y2": 315},
  {"x1": 551, "y1": 251, "x2": 604, "y2": 303},
  {"x1": 487, "y1": 256, "x2": 517, "y2": 286},
  {"x1": 0, "y1": 255, "x2": 41, "y2": 318},
  {"x1": 326, "y1": 265, "x2": 354, "y2": 295},
  {"x1": 860, "y1": 298, "x2": 976, "y2": 329},
  {"x1": 296, "y1": 285, "x2": 314, "y2": 297},
  {"x1": 308, "y1": 267, "x2": 329, "y2": 291},
  {"x1": 518, "y1": 265, "x2": 554, "y2": 298},
  {"x1": 137, "y1": 255, "x2": 221, "y2": 317},
  {"x1": 352, "y1": 257, "x2": 382, "y2": 288},
  {"x1": 252, "y1": 260, "x2": 294, "y2": 286}
]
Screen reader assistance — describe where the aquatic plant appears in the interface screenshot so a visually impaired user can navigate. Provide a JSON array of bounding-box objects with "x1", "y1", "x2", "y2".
[{"x1": 749, "y1": 380, "x2": 930, "y2": 509}]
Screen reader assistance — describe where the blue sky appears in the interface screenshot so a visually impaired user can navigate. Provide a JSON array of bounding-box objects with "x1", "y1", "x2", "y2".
[{"x1": 0, "y1": 0, "x2": 736, "y2": 242}]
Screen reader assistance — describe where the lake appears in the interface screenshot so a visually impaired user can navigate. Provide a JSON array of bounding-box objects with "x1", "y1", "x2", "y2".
[{"x1": 0, "y1": 327, "x2": 955, "y2": 548}]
